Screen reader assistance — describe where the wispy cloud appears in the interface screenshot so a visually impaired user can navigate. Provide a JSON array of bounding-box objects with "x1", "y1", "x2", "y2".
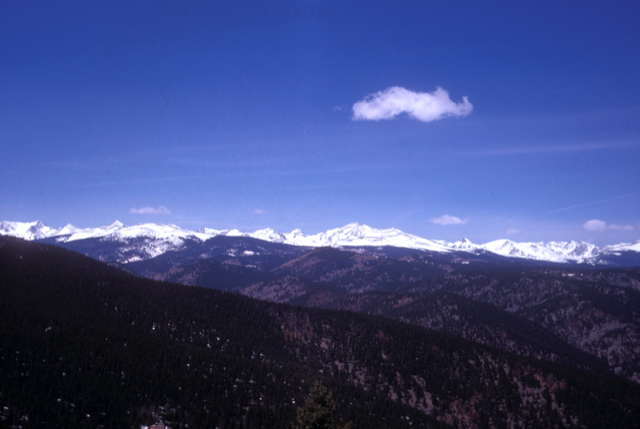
[
  {"x1": 130, "y1": 206, "x2": 171, "y2": 215},
  {"x1": 505, "y1": 228, "x2": 521, "y2": 236},
  {"x1": 253, "y1": 208, "x2": 267, "y2": 215},
  {"x1": 353, "y1": 86, "x2": 472, "y2": 123},
  {"x1": 430, "y1": 214, "x2": 468, "y2": 225},
  {"x1": 609, "y1": 224, "x2": 635, "y2": 231},
  {"x1": 467, "y1": 141, "x2": 634, "y2": 157},
  {"x1": 549, "y1": 191, "x2": 640, "y2": 214},
  {"x1": 583, "y1": 219, "x2": 634, "y2": 231}
]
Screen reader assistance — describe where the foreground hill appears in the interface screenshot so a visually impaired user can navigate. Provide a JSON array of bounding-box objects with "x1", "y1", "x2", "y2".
[
  {"x1": 1, "y1": 237, "x2": 640, "y2": 428},
  {"x1": 0, "y1": 237, "x2": 437, "y2": 428}
]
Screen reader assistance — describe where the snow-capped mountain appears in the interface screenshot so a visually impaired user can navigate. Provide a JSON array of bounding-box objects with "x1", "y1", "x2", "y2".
[
  {"x1": 1, "y1": 220, "x2": 638, "y2": 265},
  {"x1": 0, "y1": 220, "x2": 61, "y2": 241},
  {"x1": 438, "y1": 238, "x2": 483, "y2": 252},
  {"x1": 606, "y1": 240, "x2": 640, "y2": 253},
  {"x1": 1, "y1": 220, "x2": 242, "y2": 245},
  {"x1": 271, "y1": 222, "x2": 452, "y2": 252},
  {"x1": 481, "y1": 239, "x2": 602, "y2": 264}
]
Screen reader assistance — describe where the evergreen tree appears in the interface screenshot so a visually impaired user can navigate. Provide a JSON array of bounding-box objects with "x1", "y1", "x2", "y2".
[{"x1": 294, "y1": 381, "x2": 351, "y2": 429}]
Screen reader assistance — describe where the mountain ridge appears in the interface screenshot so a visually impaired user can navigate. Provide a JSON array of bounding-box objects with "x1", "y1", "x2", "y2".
[{"x1": 1, "y1": 220, "x2": 639, "y2": 265}]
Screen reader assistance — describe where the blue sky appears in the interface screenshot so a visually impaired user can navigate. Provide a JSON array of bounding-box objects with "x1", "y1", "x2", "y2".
[{"x1": 1, "y1": 0, "x2": 638, "y2": 245}]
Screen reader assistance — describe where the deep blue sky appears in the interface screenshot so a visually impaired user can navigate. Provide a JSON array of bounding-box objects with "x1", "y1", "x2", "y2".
[{"x1": 1, "y1": 0, "x2": 638, "y2": 244}]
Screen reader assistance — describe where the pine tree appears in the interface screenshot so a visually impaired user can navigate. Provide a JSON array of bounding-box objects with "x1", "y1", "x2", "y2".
[{"x1": 294, "y1": 381, "x2": 351, "y2": 429}]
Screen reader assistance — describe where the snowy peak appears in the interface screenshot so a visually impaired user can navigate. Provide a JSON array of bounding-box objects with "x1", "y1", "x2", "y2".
[
  {"x1": 443, "y1": 238, "x2": 482, "y2": 252},
  {"x1": 0, "y1": 220, "x2": 58, "y2": 241},
  {"x1": 251, "y1": 228, "x2": 287, "y2": 243},
  {"x1": 222, "y1": 229, "x2": 247, "y2": 237},
  {"x1": 277, "y1": 222, "x2": 451, "y2": 252},
  {"x1": 604, "y1": 240, "x2": 640, "y2": 253},
  {"x1": 482, "y1": 239, "x2": 601, "y2": 264},
  {"x1": 545, "y1": 241, "x2": 600, "y2": 259},
  {"x1": 285, "y1": 229, "x2": 305, "y2": 241},
  {"x1": 57, "y1": 223, "x2": 80, "y2": 236}
]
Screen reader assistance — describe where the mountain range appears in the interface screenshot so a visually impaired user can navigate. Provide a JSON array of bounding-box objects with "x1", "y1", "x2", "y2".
[
  {"x1": 1, "y1": 220, "x2": 639, "y2": 265},
  {"x1": 2, "y1": 235, "x2": 640, "y2": 428},
  {"x1": 2, "y1": 219, "x2": 640, "y2": 387}
]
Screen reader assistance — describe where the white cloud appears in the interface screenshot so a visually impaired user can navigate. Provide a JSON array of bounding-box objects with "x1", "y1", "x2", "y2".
[
  {"x1": 609, "y1": 223, "x2": 635, "y2": 231},
  {"x1": 505, "y1": 228, "x2": 521, "y2": 236},
  {"x1": 583, "y1": 219, "x2": 634, "y2": 231},
  {"x1": 352, "y1": 86, "x2": 472, "y2": 122},
  {"x1": 130, "y1": 206, "x2": 171, "y2": 215},
  {"x1": 583, "y1": 219, "x2": 608, "y2": 231},
  {"x1": 430, "y1": 215, "x2": 468, "y2": 225},
  {"x1": 253, "y1": 208, "x2": 266, "y2": 215}
]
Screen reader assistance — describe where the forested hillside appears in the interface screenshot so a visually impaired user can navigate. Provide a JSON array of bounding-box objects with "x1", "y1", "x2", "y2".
[
  {"x1": 0, "y1": 237, "x2": 433, "y2": 428},
  {"x1": 2, "y1": 237, "x2": 640, "y2": 428},
  {"x1": 122, "y1": 241, "x2": 640, "y2": 385}
]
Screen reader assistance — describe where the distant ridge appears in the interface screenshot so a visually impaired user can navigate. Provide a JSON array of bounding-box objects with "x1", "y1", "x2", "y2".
[{"x1": 1, "y1": 220, "x2": 639, "y2": 265}]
